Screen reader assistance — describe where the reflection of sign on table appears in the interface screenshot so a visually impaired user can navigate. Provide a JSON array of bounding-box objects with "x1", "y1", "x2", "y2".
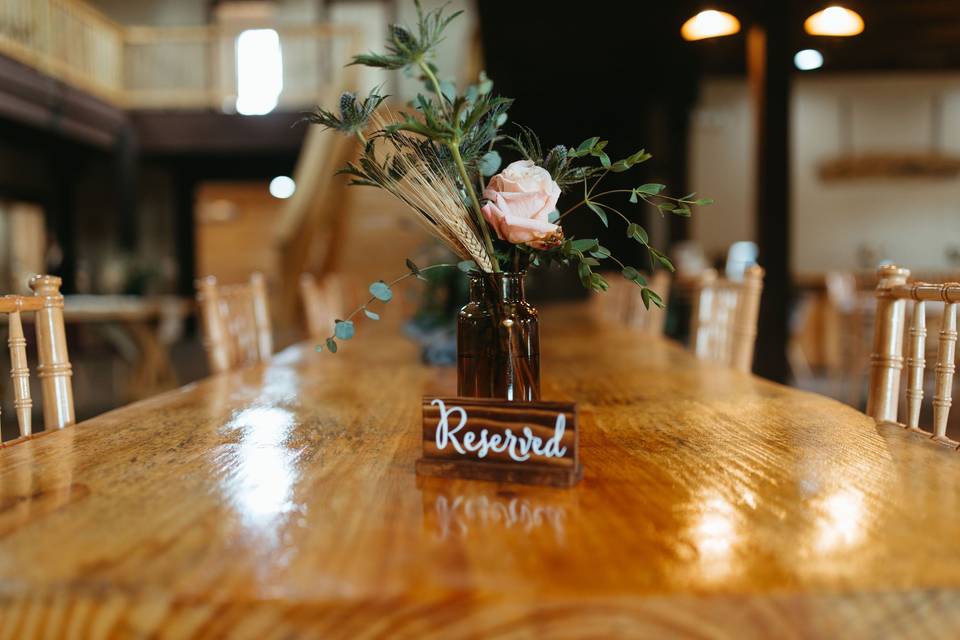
[
  {"x1": 430, "y1": 493, "x2": 567, "y2": 542},
  {"x1": 416, "y1": 397, "x2": 581, "y2": 487}
]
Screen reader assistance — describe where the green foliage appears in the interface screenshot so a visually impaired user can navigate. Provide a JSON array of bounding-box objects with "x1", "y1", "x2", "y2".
[
  {"x1": 303, "y1": 88, "x2": 387, "y2": 138},
  {"x1": 303, "y1": 0, "x2": 710, "y2": 333},
  {"x1": 350, "y1": 0, "x2": 462, "y2": 72},
  {"x1": 585, "y1": 201, "x2": 608, "y2": 227}
]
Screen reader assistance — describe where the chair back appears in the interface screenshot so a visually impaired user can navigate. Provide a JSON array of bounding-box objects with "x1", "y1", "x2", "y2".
[
  {"x1": 300, "y1": 273, "x2": 345, "y2": 338},
  {"x1": 690, "y1": 265, "x2": 765, "y2": 372},
  {"x1": 599, "y1": 271, "x2": 672, "y2": 336},
  {"x1": 1, "y1": 275, "x2": 75, "y2": 439},
  {"x1": 196, "y1": 273, "x2": 273, "y2": 374},
  {"x1": 867, "y1": 264, "x2": 960, "y2": 447}
]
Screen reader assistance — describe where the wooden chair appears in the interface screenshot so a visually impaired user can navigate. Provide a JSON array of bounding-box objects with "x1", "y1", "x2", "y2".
[
  {"x1": 196, "y1": 273, "x2": 273, "y2": 374},
  {"x1": 689, "y1": 265, "x2": 765, "y2": 373},
  {"x1": 1, "y1": 275, "x2": 75, "y2": 440},
  {"x1": 300, "y1": 272, "x2": 345, "y2": 338},
  {"x1": 867, "y1": 265, "x2": 960, "y2": 447},
  {"x1": 597, "y1": 270, "x2": 672, "y2": 336}
]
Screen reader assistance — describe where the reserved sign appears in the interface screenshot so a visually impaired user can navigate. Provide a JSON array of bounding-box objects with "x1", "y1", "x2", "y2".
[{"x1": 415, "y1": 397, "x2": 582, "y2": 488}]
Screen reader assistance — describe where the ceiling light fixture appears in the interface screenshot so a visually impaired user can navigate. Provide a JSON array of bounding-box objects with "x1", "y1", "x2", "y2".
[
  {"x1": 681, "y1": 10, "x2": 741, "y2": 41},
  {"x1": 804, "y1": 6, "x2": 864, "y2": 37}
]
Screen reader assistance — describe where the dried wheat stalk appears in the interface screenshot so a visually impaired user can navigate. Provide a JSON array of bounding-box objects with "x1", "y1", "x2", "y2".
[{"x1": 363, "y1": 115, "x2": 495, "y2": 272}]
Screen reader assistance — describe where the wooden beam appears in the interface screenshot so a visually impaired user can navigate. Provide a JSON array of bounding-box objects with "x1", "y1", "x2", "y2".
[{"x1": 748, "y1": 10, "x2": 792, "y2": 383}]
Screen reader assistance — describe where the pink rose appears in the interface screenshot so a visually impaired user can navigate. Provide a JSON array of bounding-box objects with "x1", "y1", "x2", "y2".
[{"x1": 481, "y1": 160, "x2": 562, "y2": 248}]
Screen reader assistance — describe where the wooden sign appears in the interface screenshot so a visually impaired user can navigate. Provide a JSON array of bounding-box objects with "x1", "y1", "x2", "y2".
[{"x1": 416, "y1": 397, "x2": 582, "y2": 488}]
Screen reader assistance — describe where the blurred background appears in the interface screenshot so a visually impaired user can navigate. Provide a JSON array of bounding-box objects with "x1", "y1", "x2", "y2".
[{"x1": 1, "y1": 0, "x2": 958, "y2": 427}]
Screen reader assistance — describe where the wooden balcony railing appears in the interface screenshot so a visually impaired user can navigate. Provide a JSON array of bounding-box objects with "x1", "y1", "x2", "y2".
[{"x1": 0, "y1": 0, "x2": 358, "y2": 109}]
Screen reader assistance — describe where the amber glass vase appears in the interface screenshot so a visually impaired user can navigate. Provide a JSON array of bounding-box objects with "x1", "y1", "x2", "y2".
[{"x1": 457, "y1": 272, "x2": 540, "y2": 401}]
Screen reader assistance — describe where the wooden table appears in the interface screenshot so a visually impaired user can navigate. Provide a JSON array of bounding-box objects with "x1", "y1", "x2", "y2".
[
  {"x1": 62, "y1": 295, "x2": 194, "y2": 400},
  {"x1": 0, "y1": 305, "x2": 958, "y2": 638}
]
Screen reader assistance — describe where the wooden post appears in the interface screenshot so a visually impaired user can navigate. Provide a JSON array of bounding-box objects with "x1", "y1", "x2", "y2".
[
  {"x1": 866, "y1": 265, "x2": 910, "y2": 422},
  {"x1": 905, "y1": 299, "x2": 927, "y2": 432},
  {"x1": 196, "y1": 276, "x2": 231, "y2": 374},
  {"x1": 7, "y1": 303, "x2": 33, "y2": 438},
  {"x1": 932, "y1": 296, "x2": 958, "y2": 445},
  {"x1": 29, "y1": 275, "x2": 75, "y2": 430},
  {"x1": 748, "y1": 13, "x2": 792, "y2": 383}
]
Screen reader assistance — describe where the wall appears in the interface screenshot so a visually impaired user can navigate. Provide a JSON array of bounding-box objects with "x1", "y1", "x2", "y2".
[
  {"x1": 689, "y1": 73, "x2": 960, "y2": 274},
  {"x1": 87, "y1": 0, "x2": 207, "y2": 26},
  {"x1": 326, "y1": 0, "x2": 478, "y2": 97}
]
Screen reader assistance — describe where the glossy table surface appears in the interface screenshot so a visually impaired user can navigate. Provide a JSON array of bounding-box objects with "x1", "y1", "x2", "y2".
[{"x1": 1, "y1": 305, "x2": 958, "y2": 638}]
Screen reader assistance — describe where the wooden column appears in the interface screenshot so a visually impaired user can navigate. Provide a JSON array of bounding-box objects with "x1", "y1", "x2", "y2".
[
  {"x1": 29, "y1": 275, "x2": 75, "y2": 430},
  {"x1": 866, "y1": 265, "x2": 910, "y2": 422},
  {"x1": 747, "y1": 8, "x2": 791, "y2": 383}
]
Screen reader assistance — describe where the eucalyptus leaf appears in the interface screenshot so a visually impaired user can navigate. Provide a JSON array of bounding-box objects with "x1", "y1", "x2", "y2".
[
  {"x1": 364, "y1": 309, "x2": 380, "y2": 320},
  {"x1": 571, "y1": 238, "x2": 599, "y2": 253},
  {"x1": 477, "y1": 71, "x2": 493, "y2": 94},
  {"x1": 334, "y1": 320, "x2": 355, "y2": 340},
  {"x1": 578, "y1": 136, "x2": 600, "y2": 154},
  {"x1": 627, "y1": 222, "x2": 649, "y2": 244},
  {"x1": 479, "y1": 150, "x2": 502, "y2": 177},
  {"x1": 622, "y1": 266, "x2": 640, "y2": 281},
  {"x1": 369, "y1": 281, "x2": 393, "y2": 301},
  {"x1": 641, "y1": 287, "x2": 652, "y2": 310},
  {"x1": 405, "y1": 258, "x2": 420, "y2": 275},
  {"x1": 439, "y1": 79, "x2": 456, "y2": 102},
  {"x1": 457, "y1": 260, "x2": 478, "y2": 273},
  {"x1": 590, "y1": 245, "x2": 611, "y2": 259},
  {"x1": 325, "y1": 338, "x2": 338, "y2": 353},
  {"x1": 635, "y1": 183, "x2": 665, "y2": 195},
  {"x1": 586, "y1": 201, "x2": 608, "y2": 227}
]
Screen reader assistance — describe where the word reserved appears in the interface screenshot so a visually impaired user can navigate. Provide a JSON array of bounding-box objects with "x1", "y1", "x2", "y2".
[{"x1": 416, "y1": 397, "x2": 582, "y2": 488}]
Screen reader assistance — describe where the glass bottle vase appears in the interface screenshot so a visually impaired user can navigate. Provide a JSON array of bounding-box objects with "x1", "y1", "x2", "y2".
[{"x1": 457, "y1": 271, "x2": 540, "y2": 401}]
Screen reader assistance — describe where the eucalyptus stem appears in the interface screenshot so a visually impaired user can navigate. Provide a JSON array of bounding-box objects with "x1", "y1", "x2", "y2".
[
  {"x1": 326, "y1": 263, "x2": 456, "y2": 339},
  {"x1": 418, "y1": 58, "x2": 449, "y2": 115},
  {"x1": 448, "y1": 141, "x2": 500, "y2": 272}
]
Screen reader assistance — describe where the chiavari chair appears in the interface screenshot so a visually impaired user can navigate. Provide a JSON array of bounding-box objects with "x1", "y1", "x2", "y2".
[
  {"x1": 594, "y1": 271, "x2": 672, "y2": 337},
  {"x1": 1, "y1": 275, "x2": 75, "y2": 441},
  {"x1": 196, "y1": 273, "x2": 273, "y2": 374},
  {"x1": 867, "y1": 264, "x2": 960, "y2": 448},
  {"x1": 689, "y1": 265, "x2": 764, "y2": 373}
]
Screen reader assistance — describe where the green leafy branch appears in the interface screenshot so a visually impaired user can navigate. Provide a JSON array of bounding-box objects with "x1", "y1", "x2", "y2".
[
  {"x1": 318, "y1": 260, "x2": 467, "y2": 353},
  {"x1": 349, "y1": 0, "x2": 462, "y2": 73},
  {"x1": 302, "y1": 88, "x2": 387, "y2": 143}
]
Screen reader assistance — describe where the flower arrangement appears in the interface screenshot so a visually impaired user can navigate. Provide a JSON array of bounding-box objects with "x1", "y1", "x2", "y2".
[{"x1": 306, "y1": 1, "x2": 710, "y2": 357}]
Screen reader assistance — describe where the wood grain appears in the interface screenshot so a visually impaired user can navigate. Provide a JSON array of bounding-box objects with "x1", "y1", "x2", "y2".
[{"x1": 0, "y1": 304, "x2": 957, "y2": 638}]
